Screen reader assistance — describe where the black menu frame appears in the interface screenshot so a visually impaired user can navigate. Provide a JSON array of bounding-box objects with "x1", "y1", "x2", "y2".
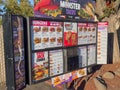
[{"x1": 26, "y1": 17, "x2": 98, "y2": 84}]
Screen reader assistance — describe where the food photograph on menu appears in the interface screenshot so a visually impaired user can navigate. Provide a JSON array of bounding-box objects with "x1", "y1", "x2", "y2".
[
  {"x1": 87, "y1": 45, "x2": 96, "y2": 65},
  {"x1": 78, "y1": 46, "x2": 87, "y2": 67},
  {"x1": 32, "y1": 51, "x2": 49, "y2": 82},
  {"x1": 49, "y1": 49, "x2": 63, "y2": 76},
  {"x1": 31, "y1": 20, "x2": 63, "y2": 50},
  {"x1": 64, "y1": 22, "x2": 77, "y2": 46},
  {"x1": 78, "y1": 23, "x2": 97, "y2": 45}
]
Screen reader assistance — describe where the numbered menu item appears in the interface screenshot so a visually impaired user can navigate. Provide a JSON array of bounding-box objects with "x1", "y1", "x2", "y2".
[
  {"x1": 64, "y1": 22, "x2": 77, "y2": 46},
  {"x1": 32, "y1": 51, "x2": 49, "y2": 81},
  {"x1": 31, "y1": 20, "x2": 63, "y2": 50},
  {"x1": 88, "y1": 45, "x2": 96, "y2": 65},
  {"x1": 49, "y1": 50, "x2": 63, "y2": 76},
  {"x1": 78, "y1": 23, "x2": 97, "y2": 45},
  {"x1": 97, "y1": 22, "x2": 108, "y2": 64},
  {"x1": 78, "y1": 46, "x2": 87, "y2": 67}
]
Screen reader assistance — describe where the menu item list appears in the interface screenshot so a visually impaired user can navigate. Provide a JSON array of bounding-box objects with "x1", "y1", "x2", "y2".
[
  {"x1": 78, "y1": 23, "x2": 96, "y2": 45},
  {"x1": 49, "y1": 50, "x2": 63, "y2": 76}
]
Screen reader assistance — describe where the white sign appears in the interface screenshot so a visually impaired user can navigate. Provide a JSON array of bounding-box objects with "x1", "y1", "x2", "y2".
[{"x1": 97, "y1": 22, "x2": 108, "y2": 64}]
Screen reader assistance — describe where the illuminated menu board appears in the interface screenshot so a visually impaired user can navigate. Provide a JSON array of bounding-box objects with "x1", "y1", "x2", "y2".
[{"x1": 31, "y1": 20, "x2": 63, "y2": 50}]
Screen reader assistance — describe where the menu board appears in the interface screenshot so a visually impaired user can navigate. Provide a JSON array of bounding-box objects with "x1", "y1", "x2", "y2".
[
  {"x1": 78, "y1": 23, "x2": 97, "y2": 45},
  {"x1": 49, "y1": 49, "x2": 63, "y2": 76},
  {"x1": 34, "y1": 0, "x2": 95, "y2": 21},
  {"x1": 78, "y1": 46, "x2": 87, "y2": 67},
  {"x1": 32, "y1": 51, "x2": 49, "y2": 82},
  {"x1": 97, "y1": 22, "x2": 108, "y2": 64},
  {"x1": 64, "y1": 22, "x2": 77, "y2": 46},
  {"x1": 31, "y1": 20, "x2": 63, "y2": 50},
  {"x1": 88, "y1": 45, "x2": 96, "y2": 65},
  {"x1": 12, "y1": 16, "x2": 26, "y2": 90}
]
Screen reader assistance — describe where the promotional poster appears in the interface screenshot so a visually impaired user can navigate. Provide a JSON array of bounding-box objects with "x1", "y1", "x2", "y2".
[
  {"x1": 51, "y1": 68, "x2": 87, "y2": 87},
  {"x1": 97, "y1": 22, "x2": 108, "y2": 64},
  {"x1": 31, "y1": 20, "x2": 63, "y2": 50},
  {"x1": 32, "y1": 51, "x2": 49, "y2": 82},
  {"x1": 34, "y1": 0, "x2": 95, "y2": 21},
  {"x1": 12, "y1": 16, "x2": 26, "y2": 90},
  {"x1": 64, "y1": 22, "x2": 77, "y2": 46}
]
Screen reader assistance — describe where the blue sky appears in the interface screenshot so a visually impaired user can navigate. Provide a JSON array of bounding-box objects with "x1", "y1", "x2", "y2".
[{"x1": 29, "y1": 0, "x2": 34, "y2": 6}]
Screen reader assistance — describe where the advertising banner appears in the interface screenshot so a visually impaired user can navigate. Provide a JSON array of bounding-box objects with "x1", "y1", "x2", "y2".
[
  {"x1": 51, "y1": 68, "x2": 87, "y2": 87},
  {"x1": 32, "y1": 51, "x2": 49, "y2": 82},
  {"x1": 64, "y1": 22, "x2": 77, "y2": 46},
  {"x1": 97, "y1": 22, "x2": 108, "y2": 64},
  {"x1": 34, "y1": 0, "x2": 95, "y2": 21},
  {"x1": 12, "y1": 16, "x2": 26, "y2": 90}
]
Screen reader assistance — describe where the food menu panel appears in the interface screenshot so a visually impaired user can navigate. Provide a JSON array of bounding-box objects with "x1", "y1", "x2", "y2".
[
  {"x1": 87, "y1": 23, "x2": 97, "y2": 43},
  {"x1": 12, "y1": 16, "x2": 26, "y2": 90},
  {"x1": 49, "y1": 49, "x2": 63, "y2": 76},
  {"x1": 64, "y1": 22, "x2": 77, "y2": 46},
  {"x1": 88, "y1": 45, "x2": 96, "y2": 65},
  {"x1": 78, "y1": 23, "x2": 97, "y2": 45},
  {"x1": 78, "y1": 46, "x2": 87, "y2": 67},
  {"x1": 32, "y1": 51, "x2": 49, "y2": 82},
  {"x1": 97, "y1": 22, "x2": 108, "y2": 64},
  {"x1": 31, "y1": 20, "x2": 63, "y2": 50}
]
